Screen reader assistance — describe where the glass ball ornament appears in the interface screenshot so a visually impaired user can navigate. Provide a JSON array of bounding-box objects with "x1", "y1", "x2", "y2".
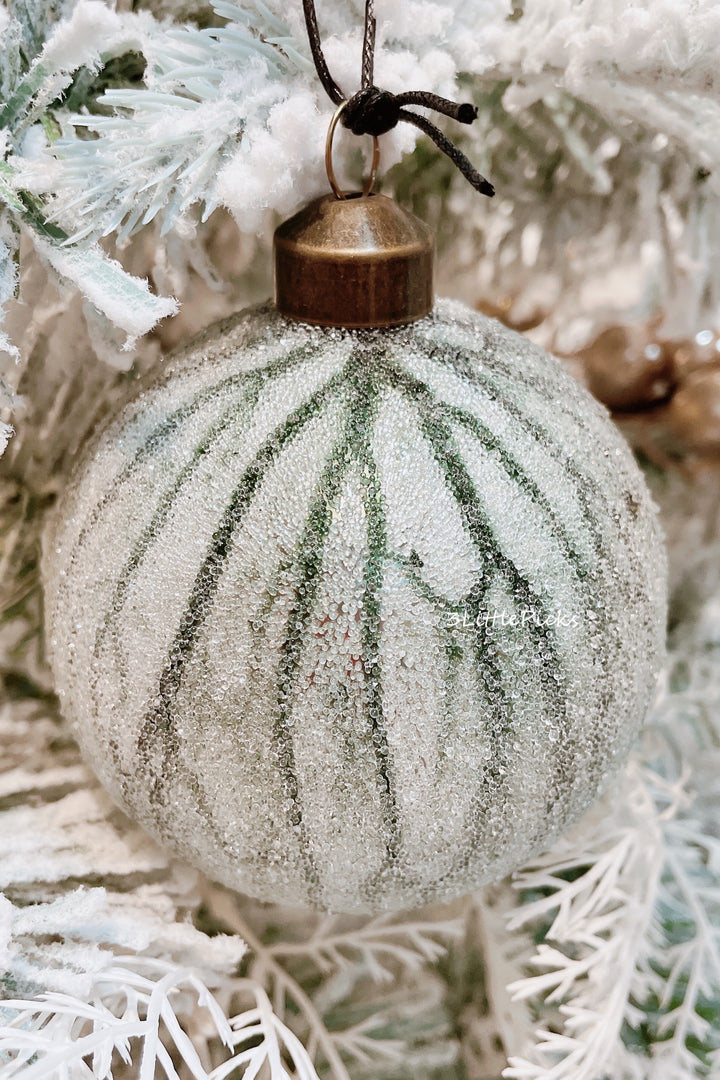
[{"x1": 42, "y1": 193, "x2": 667, "y2": 914}]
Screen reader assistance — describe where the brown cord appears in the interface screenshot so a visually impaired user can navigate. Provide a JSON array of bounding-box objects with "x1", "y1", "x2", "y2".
[{"x1": 302, "y1": 0, "x2": 494, "y2": 197}]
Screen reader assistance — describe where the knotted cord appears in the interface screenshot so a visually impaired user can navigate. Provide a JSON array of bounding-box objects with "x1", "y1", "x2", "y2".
[{"x1": 302, "y1": 0, "x2": 494, "y2": 197}]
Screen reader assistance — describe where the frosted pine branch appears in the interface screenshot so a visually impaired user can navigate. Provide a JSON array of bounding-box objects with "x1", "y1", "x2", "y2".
[
  {"x1": 0, "y1": 2, "x2": 179, "y2": 358},
  {"x1": 39, "y1": 5, "x2": 307, "y2": 243}
]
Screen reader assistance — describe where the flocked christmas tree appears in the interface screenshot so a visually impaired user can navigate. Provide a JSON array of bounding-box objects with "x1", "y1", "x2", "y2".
[{"x1": 1, "y1": 2, "x2": 720, "y2": 1079}]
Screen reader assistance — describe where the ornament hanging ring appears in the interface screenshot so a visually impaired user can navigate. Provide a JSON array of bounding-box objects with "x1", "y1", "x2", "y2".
[{"x1": 325, "y1": 100, "x2": 380, "y2": 199}]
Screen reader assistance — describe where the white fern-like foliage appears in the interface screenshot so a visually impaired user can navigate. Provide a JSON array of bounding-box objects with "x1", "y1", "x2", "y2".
[
  {"x1": 501, "y1": 747, "x2": 720, "y2": 1080},
  {"x1": 266, "y1": 911, "x2": 461, "y2": 981},
  {"x1": 205, "y1": 887, "x2": 464, "y2": 1080},
  {"x1": 502, "y1": 763, "x2": 667, "y2": 1080},
  {"x1": 645, "y1": 815, "x2": 720, "y2": 1080},
  {"x1": 0, "y1": 961, "x2": 319, "y2": 1080}
]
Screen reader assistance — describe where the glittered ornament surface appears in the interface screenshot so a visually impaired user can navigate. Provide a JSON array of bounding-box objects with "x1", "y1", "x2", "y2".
[{"x1": 43, "y1": 299, "x2": 666, "y2": 913}]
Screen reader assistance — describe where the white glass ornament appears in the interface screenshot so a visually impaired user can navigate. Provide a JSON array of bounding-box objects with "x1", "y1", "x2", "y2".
[{"x1": 43, "y1": 295, "x2": 666, "y2": 914}]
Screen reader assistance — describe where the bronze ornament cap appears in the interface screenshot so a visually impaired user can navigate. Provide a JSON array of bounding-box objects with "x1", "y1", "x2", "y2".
[{"x1": 273, "y1": 192, "x2": 434, "y2": 329}]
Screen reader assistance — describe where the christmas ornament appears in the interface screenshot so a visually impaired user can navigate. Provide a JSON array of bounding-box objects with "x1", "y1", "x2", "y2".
[
  {"x1": 42, "y1": 0, "x2": 666, "y2": 914},
  {"x1": 667, "y1": 367, "x2": 720, "y2": 455},
  {"x1": 577, "y1": 325, "x2": 674, "y2": 412}
]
